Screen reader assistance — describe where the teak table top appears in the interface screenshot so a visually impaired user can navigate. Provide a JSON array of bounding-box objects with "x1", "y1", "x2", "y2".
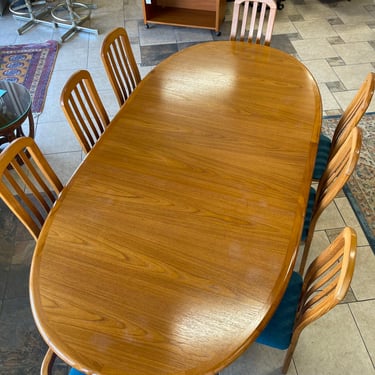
[{"x1": 30, "y1": 42, "x2": 322, "y2": 375}]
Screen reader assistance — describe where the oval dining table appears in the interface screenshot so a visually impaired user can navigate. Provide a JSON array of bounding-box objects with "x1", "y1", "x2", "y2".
[{"x1": 30, "y1": 41, "x2": 322, "y2": 375}]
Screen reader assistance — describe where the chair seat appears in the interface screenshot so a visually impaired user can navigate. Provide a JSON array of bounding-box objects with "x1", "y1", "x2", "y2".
[
  {"x1": 312, "y1": 133, "x2": 331, "y2": 180},
  {"x1": 256, "y1": 271, "x2": 303, "y2": 350},
  {"x1": 69, "y1": 369, "x2": 84, "y2": 375},
  {"x1": 301, "y1": 187, "x2": 316, "y2": 241}
]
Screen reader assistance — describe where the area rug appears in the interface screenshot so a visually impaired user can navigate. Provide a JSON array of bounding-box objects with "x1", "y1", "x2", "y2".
[
  {"x1": 322, "y1": 113, "x2": 375, "y2": 253},
  {"x1": 0, "y1": 40, "x2": 59, "y2": 114}
]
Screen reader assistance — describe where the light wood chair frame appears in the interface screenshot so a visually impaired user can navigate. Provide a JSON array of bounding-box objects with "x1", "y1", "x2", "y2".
[
  {"x1": 60, "y1": 69, "x2": 110, "y2": 154},
  {"x1": 282, "y1": 227, "x2": 357, "y2": 373},
  {"x1": 299, "y1": 127, "x2": 362, "y2": 274},
  {"x1": 230, "y1": 0, "x2": 277, "y2": 46},
  {"x1": 327, "y1": 72, "x2": 374, "y2": 160},
  {"x1": 0, "y1": 137, "x2": 63, "y2": 241},
  {"x1": 41, "y1": 348, "x2": 57, "y2": 375},
  {"x1": 101, "y1": 27, "x2": 141, "y2": 107}
]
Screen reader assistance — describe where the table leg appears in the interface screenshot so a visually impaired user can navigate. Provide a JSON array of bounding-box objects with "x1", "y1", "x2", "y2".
[{"x1": 15, "y1": 109, "x2": 35, "y2": 139}]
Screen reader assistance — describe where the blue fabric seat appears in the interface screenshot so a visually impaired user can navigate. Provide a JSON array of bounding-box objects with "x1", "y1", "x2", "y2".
[
  {"x1": 256, "y1": 271, "x2": 303, "y2": 350},
  {"x1": 69, "y1": 369, "x2": 85, "y2": 375},
  {"x1": 312, "y1": 133, "x2": 331, "y2": 180},
  {"x1": 301, "y1": 187, "x2": 316, "y2": 241}
]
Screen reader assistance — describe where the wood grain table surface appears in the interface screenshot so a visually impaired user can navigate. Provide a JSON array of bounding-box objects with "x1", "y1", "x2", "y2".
[{"x1": 30, "y1": 41, "x2": 322, "y2": 375}]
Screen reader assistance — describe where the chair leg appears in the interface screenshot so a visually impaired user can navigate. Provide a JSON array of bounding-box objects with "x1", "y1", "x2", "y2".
[
  {"x1": 41, "y1": 347, "x2": 57, "y2": 375},
  {"x1": 282, "y1": 330, "x2": 300, "y2": 374},
  {"x1": 299, "y1": 228, "x2": 314, "y2": 275}
]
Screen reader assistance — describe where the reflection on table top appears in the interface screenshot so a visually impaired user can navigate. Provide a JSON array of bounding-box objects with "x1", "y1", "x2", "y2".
[
  {"x1": 30, "y1": 41, "x2": 322, "y2": 375},
  {"x1": 0, "y1": 81, "x2": 31, "y2": 129}
]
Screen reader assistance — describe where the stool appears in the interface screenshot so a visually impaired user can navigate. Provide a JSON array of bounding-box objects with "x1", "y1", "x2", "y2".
[
  {"x1": 9, "y1": 0, "x2": 51, "y2": 35},
  {"x1": 51, "y1": 0, "x2": 98, "y2": 42}
]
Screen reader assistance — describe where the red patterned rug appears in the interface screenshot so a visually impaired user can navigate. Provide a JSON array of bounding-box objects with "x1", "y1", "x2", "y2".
[
  {"x1": 322, "y1": 113, "x2": 375, "y2": 253},
  {"x1": 0, "y1": 40, "x2": 59, "y2": 114}
]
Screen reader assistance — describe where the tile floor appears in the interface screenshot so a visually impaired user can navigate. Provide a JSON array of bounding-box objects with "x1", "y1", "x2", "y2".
[{"x1": 0, "y1": 0, "x2": 375, "y2": 374}]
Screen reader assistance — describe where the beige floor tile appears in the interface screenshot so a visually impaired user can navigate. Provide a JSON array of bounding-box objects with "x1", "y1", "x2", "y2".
[
  {"x1": 319, "y1": 83, "x2": 341, "y2": 112},
  {"x1": 139, "y1": 65, "x2": 155, "y2": 79},
  {"x1": 91, "y1": 13, "x2": 125, "y2": 33},
  {"x1": 138, "y1": 24, "x2": 177, "y2": 46},
  {"x1": 315, "y1": 202, "x2": 345, "y2": 231},
  {"x1": 293, "y1": 2, "x2": 336, "y2": 20},
  {"x1": 87, "y1": 46, "x2": 103, "y2": 69},
  {"x1": 36, "y1": 94, "x2": 67, "y2": 124},
  {"x1": 350, "y1": 245, "x2": 375, "y2": 301},
  {"x1": 97, "y1": 89, "x2": 122, "y2": 118},
  {"x1": 332, "y1": 41, "x2": 375, "y2": 65},
  {"x1": 334, "y1": 197, "x2": 370, "y2": 247},
  {"x1": 293, "y1": 19, "x2": 338, "y2": 39},
  {"x1": 293, "y1": 304, "x2": 374, "y2": 375},
  {"x1": 45, "y1": 151, "x2": 83, "y2": 185},
  {"x1": 333, "y1": 23, "x2": 375, "y2": 43},
  {"x1": 35, "y1": 121, "x2": 82, "y2": 154},
  {"x1": 121, "y1": 21, "x2": 140, "y2": 45},
  {"x1": 341, "y1": 286, "x2": 357, "y2": 304},
  {"x1": 296, "y1": 230, "x2": 331, "y2": 272},
  {"x1": 88, "y1": 66, "x2": 114, "y2": 92},
  {"x1": 221, "y1": 342, "x2": 298, "y2": 375},
  {"x1": 334, "y1": 2, "x2": 375, "y2": 24},
  {"x1": 124, "y1": 0, "x2": 143, "y2": 20},
  {"x1": 14, "y1": 23, "x2": 54, "y2": 44},
  {"x1": 334, "y1": 89, "x2": 375, "y2": 113},
  {"x1": 272, "y1": 19, "x2": 298, "y2": 35},
  {"x1": 304, "y1": 59, "x2": 339, "y2": 83},
  {"x1": 333, "y1": 63, "x2": 375, "y2": 91},
  {"x1": 282, "y1": 1, "x2": 298, "y2": 14},
  {"x1": 292, "y1": 39, "x2": 338, "y2": 60},
  {"x1": 0, "y1": 17, "x2": 19, "y2": 44},
  {"x1": 36, "y1": 69, "x2": 82, "y2": 124},
  {"x1": 175, "y1": 27, "x2": 213, "y2": 43},
  {"x1": 95, "y1": 0, "x2": 124, "y2": 13},
  {"x1": 12, "y1": 240, "x2": 35, "y2": 265},
  {"x1": 350, "y1": 300, "x2": 375, "y2": 365},
  {"x1": 53, "y1": 45, "x2": 90, "y2": 71},
  {"x1": 88, "y1": 30, "x2": 108, "y2": 49},
  {"x1": 131, "y1": 42, "x2": 142, "y2": 64}
]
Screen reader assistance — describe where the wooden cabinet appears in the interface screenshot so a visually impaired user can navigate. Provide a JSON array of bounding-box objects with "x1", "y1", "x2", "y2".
[{"x1": 142, "y1": 0, "x2": 227, "y2": 34}]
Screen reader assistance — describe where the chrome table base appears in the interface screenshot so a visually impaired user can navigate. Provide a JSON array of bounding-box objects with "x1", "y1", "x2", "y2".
[{"x1": 9, "y1": 0, "x2": 98, "y2": 42}]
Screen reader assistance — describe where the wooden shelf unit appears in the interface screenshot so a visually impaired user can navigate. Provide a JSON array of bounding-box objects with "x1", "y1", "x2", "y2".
[{"x1": 142, "y1": 0, "x2": 227, "y2": 34}]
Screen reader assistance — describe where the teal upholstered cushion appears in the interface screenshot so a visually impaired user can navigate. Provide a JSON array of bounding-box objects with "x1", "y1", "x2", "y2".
[
  {"x1": 312, "y1": 134, "x2": 331, "y2": 180},
  {"x1": 69, "y1": 369, "x2": 85, "y2": 375},
  {"x1": 301, "y1": 187, "x2": 316, "y2": 241},
  {"x1": 256, "y1": 271, "x2": 303, "y2": 350}
]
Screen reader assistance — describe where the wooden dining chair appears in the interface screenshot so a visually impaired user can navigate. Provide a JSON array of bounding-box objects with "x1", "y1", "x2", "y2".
[
  {"x1": 60, "y1": 69, "x2": 110, "y2": 154},
  {"x1": 299, "y1": 126, "x2": 362, "y2": 275},
  {"x1": 0, "y1": 137, "x2": 63, "y2": 241},
  {"x1": 41, "y1": 347, "x2": 83, "y2": 375},
  {"x1": 256, "y1": 226, "x2": 357, "y2": 373},
  {"x1": 313, "y1": 72, "x2": 375, "y2": 180},
  {"x1": 101, "y1": 27, "x2": 142, "y2": 107},
  {"x1": 230, "y1": 0, "x2": 277, "y2": 45}
]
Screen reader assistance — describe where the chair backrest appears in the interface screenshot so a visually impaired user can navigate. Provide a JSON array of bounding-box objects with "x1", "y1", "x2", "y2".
[
  {"x1": 299, "y1": 127, "x2": 362, "y2": 274},
  {"x1": 101, "y1": 27, "x2": 141, "y2": 107},
  {"x1": 230, "y1": 0, "x2": 277, "y2": 45},
  {"x1": 282, "y1": 227, "x2": 357, "y2": 373},
  {"x1": 60, "y1": 69, "x2": 110, "y2": 154},
  {"x1": 330, "y1": 72, "x2": 375, "y2": 158},
  {"x1": 0, "y1": 137, "x2": 63, "y2": 240}
]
